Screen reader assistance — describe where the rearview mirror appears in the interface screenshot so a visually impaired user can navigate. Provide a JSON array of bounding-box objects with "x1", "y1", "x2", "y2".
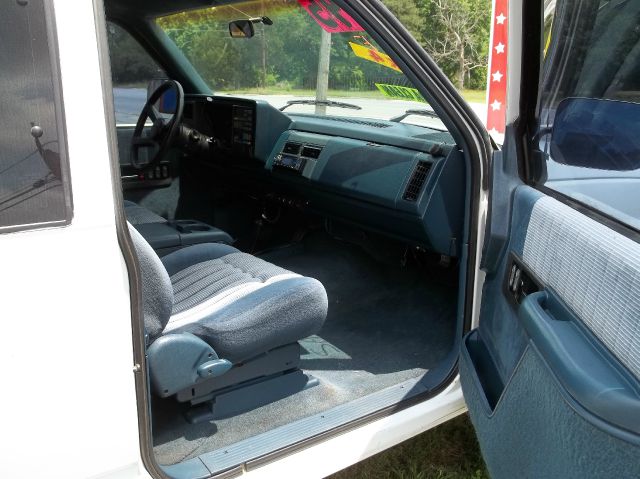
[
  {"x1": 229, "y1": 20, "x2": 255, "y2": 38},
  {"x1": 549, "y1": 97, "x2": 640, "y2": 171}
]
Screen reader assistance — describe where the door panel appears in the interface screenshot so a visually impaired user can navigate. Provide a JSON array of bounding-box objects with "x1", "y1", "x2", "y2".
[
  {"x1": 462, "y1": 186, "x2": 640, "y2": 479},
  {"x1": 461, "y1": 338, "x2": 640, "y2": 478},
  {"x1": 116, "y1": 124, "x2": 137, "y2": 167},
  {"x1": 521, "y1": 197, "x2": 640, "y2": 382}
]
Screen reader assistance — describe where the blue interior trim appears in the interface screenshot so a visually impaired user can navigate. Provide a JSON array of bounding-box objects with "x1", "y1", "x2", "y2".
[{"x1": 519, "y1": 290, "x2": 640, "y2": 436}]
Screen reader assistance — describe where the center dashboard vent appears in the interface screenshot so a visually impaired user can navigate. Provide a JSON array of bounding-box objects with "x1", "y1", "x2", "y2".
[
  {"x1": 403, "y1": 161, "x2": 432, "y2": 202},
  {"x1": 301, "y1": 145, "x2": 322, "y2": 159},
  {"x1": 283, "y1": 142, "x2": 301, "y2": 154}
]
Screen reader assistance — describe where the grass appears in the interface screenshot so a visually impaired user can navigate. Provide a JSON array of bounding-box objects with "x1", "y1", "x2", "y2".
[
  {"x1": 224, "y1": 88, "x2": 486, "y2": 104},
  {"x1": 328, "y1": 414, "x2": 489, "y2": 479},
  {"x1": 225, "y1": 88, "x2": 386, "y2": 99},
  {"x1": 116, "y1": 83, "x2": 487, "y2": 104},
  {"x1": 459, "y1": 90, "x2": 486, "y2": 104}
]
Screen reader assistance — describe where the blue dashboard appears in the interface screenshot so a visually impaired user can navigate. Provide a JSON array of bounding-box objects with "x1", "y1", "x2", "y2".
[{"x1": 185, "y1": 95, "x2": 467, "y2": 257}]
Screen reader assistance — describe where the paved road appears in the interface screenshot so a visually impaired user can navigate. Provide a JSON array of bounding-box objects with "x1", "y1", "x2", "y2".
[
  {"x1": 236, "y1": 93, "x2": 488, "y2": 128},
  {"x1": 114, "y1": 87, "x2": 489, "y2": 134},
  {"x1": 114, "y1": 87, "x2": 148, "y2": 124}
]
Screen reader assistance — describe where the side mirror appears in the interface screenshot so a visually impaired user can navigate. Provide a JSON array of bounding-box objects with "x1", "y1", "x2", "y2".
[
  {"x1": 549, "y1": 97, "x2": 640, "y2": 171},
  {"x1": 229, "y1": 20, "x2": 255, "y2": 38},
  {"x1": 147, "y1": 78, "x2": 177, "y2": 114}
]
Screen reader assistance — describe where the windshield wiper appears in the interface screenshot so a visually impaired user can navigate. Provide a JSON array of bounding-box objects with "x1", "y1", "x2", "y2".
[
  {"x1": 390, "y1": 108, "x2": 439, "y2": 123},
  {"x1": 279, "y1": 100, "x2": 362, "y2": 111}
]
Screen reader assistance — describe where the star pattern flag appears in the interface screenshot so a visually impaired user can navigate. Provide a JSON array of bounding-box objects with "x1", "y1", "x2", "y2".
[
  {"x1": 349, "y1": 42, "x2": 401, "y2": 72},
  {"x1": 486, "y1": 0, "x2": 508, "y2": 137}
]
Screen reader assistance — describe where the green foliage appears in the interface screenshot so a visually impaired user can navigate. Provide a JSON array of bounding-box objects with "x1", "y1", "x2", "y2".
[
  {"x1": 108, "y1": 23, "x2": 163, "y2": 85},
  {"x1": 111, "y1": 0, "x2": 491, "y2": 93},
  {"x1": 383, "y1": 0, "x2": 424, "y2": 34},
  {"x1": 386, "y1": 0, "x2": 491, "y2": 90},
  {"x1": 155, "y1": 2, "x2": 411, "y2": 92},
  {"x1": 382, "y1": 0, "x2": 493, "y2": 90}
]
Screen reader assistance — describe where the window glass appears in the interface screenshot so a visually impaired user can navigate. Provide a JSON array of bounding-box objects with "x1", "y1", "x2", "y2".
[
  {"x1": 154, "y1": 0, "x2": 447, "y2": 130},
  {"x1": 108, "y1": 23, "x2": 166, "y2": 125},
  {"x1": 0, "y1": 0, "x2": 71, "y2": 231},
  {"x1": 536, "y1": 0, "x2": 640, "y2": 230}
]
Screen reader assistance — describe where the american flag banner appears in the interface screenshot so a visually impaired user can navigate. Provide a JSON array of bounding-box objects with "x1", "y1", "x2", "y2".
[{"x1": 486, "y1": 0, "x2": 508, "y2": 137}]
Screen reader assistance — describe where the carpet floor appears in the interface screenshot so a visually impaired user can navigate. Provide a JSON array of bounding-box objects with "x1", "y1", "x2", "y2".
[{"x1": 152, "y1": 234, "x2": 457, "y2": 465}]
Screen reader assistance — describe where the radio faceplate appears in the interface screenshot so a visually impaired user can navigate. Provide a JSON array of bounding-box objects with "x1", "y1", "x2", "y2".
[
  {"x1": 274, "y1": 153, "x2": 306, "y2": 171},
  {"x1": 273, "y1": 141, "x2": 323, "y2": 173}
]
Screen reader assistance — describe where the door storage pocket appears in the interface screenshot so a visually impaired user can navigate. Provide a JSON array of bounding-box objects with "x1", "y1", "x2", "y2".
[
  {"x1": 460, "y1": 336, "x2": 640, "y2": 479},
  {"x1": 460, "y1": 329, "x2": 504, "y2": 412}
]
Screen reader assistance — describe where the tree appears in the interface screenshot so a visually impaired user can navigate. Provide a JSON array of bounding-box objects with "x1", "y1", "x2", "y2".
[
  {"x1": 382, "y1": 0, "x2": 423, "y2": 34},
  {"x1": 383, "y1": 0, "x2": 490, "y2": 90},
  {"x1": 108, "y1": 23, "x2": 162, "y2": 85},
  {"x1": 150, "y1": 0, "x2": 492, "y2": 93},
  {"x1": 418, "y1": 0, "x2": 490, "y2": 89}
]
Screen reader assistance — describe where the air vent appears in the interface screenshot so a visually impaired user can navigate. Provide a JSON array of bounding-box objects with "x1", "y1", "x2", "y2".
[
  {"x1": 301, "y1": 146, "x2": 322, "y2": 159},
  {"x1": 283, "y1": 142, "x2": 301, "y2": 154},
  {"x1": 403, "y1": 161, "x2": 432, "y2": 202},
  {"x1": 323, "y1": 116, "x2": 391, "y2": 128}
]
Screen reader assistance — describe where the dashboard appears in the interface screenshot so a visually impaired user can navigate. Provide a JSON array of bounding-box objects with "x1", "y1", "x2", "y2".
[
  {"x1": 181, "y1": 95, "x2": 466, "y2": 258},
  {"x1": 184, "y1": 96, "x2": 257, "y2": 157}
]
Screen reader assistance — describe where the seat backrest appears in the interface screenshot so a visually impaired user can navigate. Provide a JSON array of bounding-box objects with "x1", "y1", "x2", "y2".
[
  {"x1": 123, "y1": 201, "x2": 167, "y2": 225},
  {"x1": 128, "y1": 223, "x2": 174, "y2": 341}
]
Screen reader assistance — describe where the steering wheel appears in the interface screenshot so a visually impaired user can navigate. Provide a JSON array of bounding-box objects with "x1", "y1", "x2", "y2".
[{"x1": 130, "y1": 79, "x2": 184, "y2": 171}]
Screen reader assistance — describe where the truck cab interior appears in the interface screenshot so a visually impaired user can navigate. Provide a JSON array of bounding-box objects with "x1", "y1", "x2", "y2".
[{"x1": 103, "y1": 0, "x2": 478, "y2": 475}]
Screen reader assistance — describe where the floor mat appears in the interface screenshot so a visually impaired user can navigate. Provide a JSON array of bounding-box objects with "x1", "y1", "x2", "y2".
[{"x1": 152, "y1": 234, "x2": 457, "y2": 465}]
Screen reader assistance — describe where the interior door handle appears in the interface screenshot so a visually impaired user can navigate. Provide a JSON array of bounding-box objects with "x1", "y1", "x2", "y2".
[{"x1": 518, "y1": 290, "x2": 640, "y2": 434}]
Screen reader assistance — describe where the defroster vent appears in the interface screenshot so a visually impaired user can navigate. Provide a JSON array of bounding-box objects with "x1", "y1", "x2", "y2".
[{"x1": 403, "y1": 161, "x2": 432, "y2": 202}]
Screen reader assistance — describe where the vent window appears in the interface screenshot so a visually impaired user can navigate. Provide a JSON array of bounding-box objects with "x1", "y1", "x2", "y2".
[{"x1": 403, "y1": 161, "x2": 432, "y2": 202}]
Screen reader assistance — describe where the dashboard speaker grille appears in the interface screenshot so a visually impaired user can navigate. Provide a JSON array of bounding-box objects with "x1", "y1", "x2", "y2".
[{"x1": 403, "y1": 161, "x2": 432, "y2": 202}]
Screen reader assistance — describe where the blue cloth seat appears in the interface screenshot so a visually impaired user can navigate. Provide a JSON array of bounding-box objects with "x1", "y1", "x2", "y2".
[
  {"x1": 123, "y1": 200, "x2": 167, "y2": 225},
  {"x1": 129, "y1": 225, "x2": 328, "y2": 364}
]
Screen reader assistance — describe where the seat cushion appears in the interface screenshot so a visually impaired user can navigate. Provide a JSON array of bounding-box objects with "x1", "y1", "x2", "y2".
[
  {"x1": 124, "y1": 200, "x2": 166, "y2": 225},
  {"x1": 160, "y1": 243, "x2": 328, "y2": 362}
]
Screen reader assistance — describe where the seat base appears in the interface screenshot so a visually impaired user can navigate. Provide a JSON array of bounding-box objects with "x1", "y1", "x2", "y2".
[
  {"x1": 176, "y1": 343, "x2": 303, "y2": 404},
  {"x1": 184, "y1": 370, "x2": 319, "y2": 423}
]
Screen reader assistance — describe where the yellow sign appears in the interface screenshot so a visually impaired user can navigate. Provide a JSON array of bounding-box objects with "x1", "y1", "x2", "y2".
[
  {"x1": 375, "y1": 83, "x2": 426, "y2": 103},
  {"x1": 349, "y1": 42, "x2": 401, "y2": 72}
]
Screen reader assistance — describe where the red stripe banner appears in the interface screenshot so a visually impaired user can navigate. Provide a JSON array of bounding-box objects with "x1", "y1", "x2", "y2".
[
  {"x1": 297, "y1": 0, "x2": 364, "y2": 33},
  {"x1": 486, "y1": 0, "x2": 508, "y2": 137}
]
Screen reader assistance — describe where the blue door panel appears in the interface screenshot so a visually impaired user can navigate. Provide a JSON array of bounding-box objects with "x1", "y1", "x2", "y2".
[{"x1": 462, "y1": 185, "x2": 640, "y2": 479}]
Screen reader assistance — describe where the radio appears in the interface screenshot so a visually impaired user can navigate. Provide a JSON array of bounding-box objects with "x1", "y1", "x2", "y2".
[
  {"x1": 273, "y1": 153, "x2": 306, "y2": 172},
  {"x1": 273, "y1": 141, "x2": 323, "y2": 173}
]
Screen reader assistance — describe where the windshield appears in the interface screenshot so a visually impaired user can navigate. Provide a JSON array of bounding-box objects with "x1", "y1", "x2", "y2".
[{"x1": 155, "y1": 0, "x2": 446, "y2": 130}]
